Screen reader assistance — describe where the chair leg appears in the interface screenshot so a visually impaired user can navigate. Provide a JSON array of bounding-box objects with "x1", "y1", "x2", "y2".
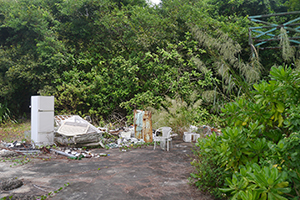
[
  {"x1": 167, "y1": 140, "x2": 169, "y2": 151},
  {"x1": 154, "y1": 141, "x2": 156, "y2": 150}
]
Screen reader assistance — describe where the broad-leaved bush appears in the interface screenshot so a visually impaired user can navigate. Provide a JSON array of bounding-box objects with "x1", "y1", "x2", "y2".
[{"x1": 191, "y1": 66, "x2": 300, "y2": 199}]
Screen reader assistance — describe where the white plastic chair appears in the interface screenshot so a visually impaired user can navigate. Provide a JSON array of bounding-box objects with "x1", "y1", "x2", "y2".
[{"x1": 153, "y1": 127, "x2": 172, "y2": 151}]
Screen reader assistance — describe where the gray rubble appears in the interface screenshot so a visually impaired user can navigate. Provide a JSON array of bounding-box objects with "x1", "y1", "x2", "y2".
[
  {"x1": 0, "y1": 177, "x2": 23, "y2": 191},
  {"x1": 0, "y1": 149, "x2": 19, "y2": 158}
]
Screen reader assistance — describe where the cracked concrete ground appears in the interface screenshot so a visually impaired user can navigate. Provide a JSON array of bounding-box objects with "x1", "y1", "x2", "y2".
[{"x1": 0, "y1": 139, "x2": 216, "y2": 200}]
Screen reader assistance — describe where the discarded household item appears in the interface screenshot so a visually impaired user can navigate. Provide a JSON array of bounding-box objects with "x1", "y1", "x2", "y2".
[
  {"x1": 134, "y1": 110, "x2": 153, "y2": 143},
  {"x1": 54, "y1": 115, "x2": 73, "y2": 127},
  {"x1": 201, "y1": 125, "x2": 222, "y2": 137},
  {"x1": 211, "y1": 127, "x2": 222, "y2": 136},
  {"x1": 54, "y1": 132, "x2": 104, "y2": 147},
  {"x1": 31, "y1": 96, "x2": 55, "y2": 146},
  {"x1": 57, "y1": 115, "x2": 101, "y2": 136},
  {"x1": 98, "y1": 127, "x2": 108, "y2": 132},
  {"x1": 189, "y1": 125, "x2": 198, "y2": 133},
  {"x1": 183, "y1": 132, "x2": 200, "y2": 142},
  {"x1": 50, "y1": 147, "x2": 108, "y2": 159},
  {"x1": 119, "y1": 126, "x2": 134, "y2": 139},
  {"x1": 201, "y1": 125, "x2": 212, "y2": 137},
  {"x1": 153, "y1": 127, "x2": 172, "y2": 151},
  {"x1": 105, "y1": 137, "x2": 145, "y2": 149},
  {"x1": 54, "y1": 115, "x2": 104, "y2": 147},
  {"x1": 119, "y1": 131, "x2": 131, "y2": 139},
  {"x1": 109, "y1": 127, "x2": 124, "y2": 136},
  {"x1": 183, "y1": 125, "x2": 221, "y2": 141}
]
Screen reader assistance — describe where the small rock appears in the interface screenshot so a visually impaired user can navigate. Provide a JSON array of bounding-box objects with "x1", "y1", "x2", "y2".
[{"x1": 1, "y1": 177, "x2": 23, "y2": 191}]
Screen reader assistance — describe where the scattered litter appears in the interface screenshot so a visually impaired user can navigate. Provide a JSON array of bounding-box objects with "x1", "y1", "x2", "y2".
[
  {"x1": 201, "y1": 125, "x2": 222, "y2": 137},
  {"x1": 183, "y1": 132, "x2": 200, "y2": 143},
  {"x1": 105, "y1": 138, "x2": 145, "y2": 149},
  {"x1": 14, "y1": 150, "x2": 41, "y2": 155},
  {"x1": 109, "y1": 127, "x2": 124, "y2": 136},
  {"x1": 50, "y1": 149, "x2": 77, "y2": 159},
  {"x1": 174, "y1": 144, "x2": 187, "y2": 148},
  {"x1": 183, "y1": 125, "x2": 222, "y2": 142},
  {"x1": 0, "y1": 110, "x2": 158, "y2": 162},
  {"x1": 53, "y1": 112, "x2": 149, "y2": 148},
  {"x1": 119, "y1": 131, "x2": 132, "y2": 139},
  {"x1": 40, "y1": 146, "x2": 50, "y2": 154},
  {"x1": 50, "y1": 148, "x2": 109, "y2": 159}
]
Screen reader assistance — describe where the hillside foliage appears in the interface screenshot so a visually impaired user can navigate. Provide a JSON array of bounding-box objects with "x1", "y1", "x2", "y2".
[{"x1": 0, "y1": 0, "x2": 299, "y2": 123}]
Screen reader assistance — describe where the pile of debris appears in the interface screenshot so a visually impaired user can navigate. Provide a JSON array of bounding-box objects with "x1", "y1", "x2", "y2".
[
  {"x1": 53, "y1": 115, "x2": 145, "y2": 150},
  {"x1": 0, "y1": 114, "x2": 151, "y2": 160},
  {"x1": 54, "y1": 115, "x2": 105, "y2": 148},
  {"x1": 50, "y1": 147, "x2": 109, "y2": 159},
  {"x1": 0, "y1": 142, "x2": 110, "y2": 160}
]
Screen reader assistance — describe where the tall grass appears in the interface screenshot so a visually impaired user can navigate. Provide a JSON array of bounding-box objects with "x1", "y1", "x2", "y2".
[
  {"x1": 150, "y1": 94, "x2": 222, "y2": 137},
  {"x1": 0, "y1": 102, "x2": 17, "y2": 124}
]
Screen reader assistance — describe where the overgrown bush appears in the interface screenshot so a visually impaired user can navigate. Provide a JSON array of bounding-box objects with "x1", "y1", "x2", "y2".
[
  {"x1": 190, "y1": 122, "x2": 269, "y2": 198},
  {"x1": 190, "y1": 66, "x2": 300, "y2": 199},
  {"x1": 189, "y1": 132, "x2": 226, "y2": 198},
  {"x1": 220, "y1": 163, "x2": 291, "y2": 200}
]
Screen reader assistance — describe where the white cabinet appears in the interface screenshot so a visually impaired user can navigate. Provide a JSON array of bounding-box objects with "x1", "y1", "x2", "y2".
[{"x1": 31, "y1": 96, "x2": 54, "y2": 146}]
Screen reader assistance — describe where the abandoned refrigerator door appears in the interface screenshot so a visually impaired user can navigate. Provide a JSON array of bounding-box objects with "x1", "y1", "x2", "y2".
[{"x1": 31, "y1": 96, "x2": 55, "y2": 146}]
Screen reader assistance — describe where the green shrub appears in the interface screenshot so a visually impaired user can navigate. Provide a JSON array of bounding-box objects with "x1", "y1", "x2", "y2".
[
  {"x1": 266, "y1": 132, "x2": 300, "y2": 198},
  {"x1": 220, "y1": 163, "x2": 291, "y2": 200},
  {"x1": 189, "y1": 132, "x2": 227, "y2": 198},
  {"x1": 191, "y1": 66, "x2": 300, "y2": 199}
]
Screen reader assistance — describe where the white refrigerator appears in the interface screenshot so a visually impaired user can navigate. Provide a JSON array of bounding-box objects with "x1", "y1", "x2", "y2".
[{"x1": 31, "y1": 96, "x2": 54, "y2": 146}]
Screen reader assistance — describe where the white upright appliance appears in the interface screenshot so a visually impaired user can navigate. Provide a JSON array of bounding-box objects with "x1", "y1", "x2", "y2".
[{"x1": 31, "y1": 96, "x2": 54, "y2": 146}]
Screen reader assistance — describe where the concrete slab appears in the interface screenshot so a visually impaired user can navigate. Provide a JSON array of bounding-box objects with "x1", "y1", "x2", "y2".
[{"x1": 0, "y1": 139, "x2": 216, "y2": 200}]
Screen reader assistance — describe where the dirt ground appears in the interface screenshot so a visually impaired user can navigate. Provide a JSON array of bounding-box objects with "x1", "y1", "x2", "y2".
[{"x1": 0, "y1": 139, "x2": 217, "y2": 200}]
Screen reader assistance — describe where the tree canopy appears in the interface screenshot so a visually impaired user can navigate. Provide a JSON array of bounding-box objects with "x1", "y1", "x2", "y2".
[{"x1": 0, "y1": 0, "x2": 299, "y2": 122}]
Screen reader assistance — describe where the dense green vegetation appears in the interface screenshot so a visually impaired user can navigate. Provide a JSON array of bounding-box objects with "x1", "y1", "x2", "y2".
[
  {"x1": 0, "y1": 0, "x2": 298, "y2": 123},
  {"x1": 191, "y1": 66, "x2": 300, "y2": 199},
  {"x1": 1, "y1": 0, "x2": 300, "y2": 199}
]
